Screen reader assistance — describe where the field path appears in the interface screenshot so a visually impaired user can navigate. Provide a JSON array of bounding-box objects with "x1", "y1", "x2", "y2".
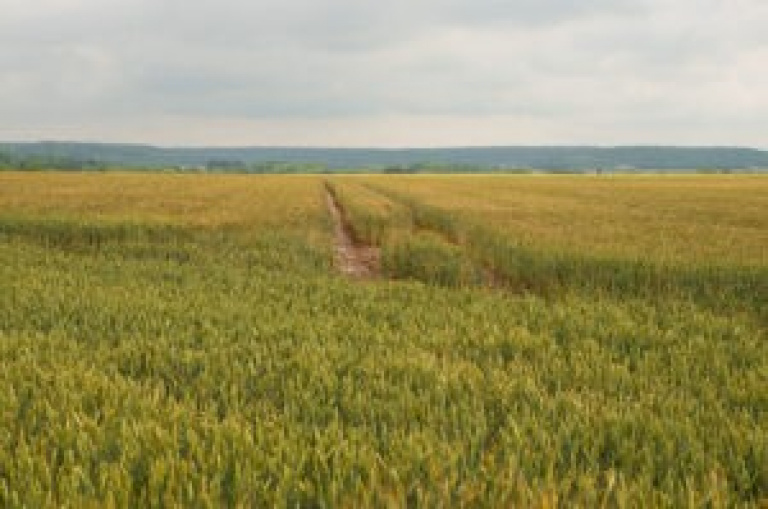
[{"x1": 325, "y1": 187, "x2": 380, "y2": 278}]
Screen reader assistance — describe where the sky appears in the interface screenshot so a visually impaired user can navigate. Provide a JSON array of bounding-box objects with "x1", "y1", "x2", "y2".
[{"x1": 1, "y1": 0, "x2": 767, "y2": 147}]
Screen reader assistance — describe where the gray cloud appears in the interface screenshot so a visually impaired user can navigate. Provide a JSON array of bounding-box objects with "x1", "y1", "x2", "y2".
[{"x1": 1, "y1": 0, "x2": 767, "y2": 146}]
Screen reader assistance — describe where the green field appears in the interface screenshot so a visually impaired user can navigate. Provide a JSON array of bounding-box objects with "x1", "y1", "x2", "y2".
[{"x1": 1, "y1": 172, "x2": 766, "y2": 507}]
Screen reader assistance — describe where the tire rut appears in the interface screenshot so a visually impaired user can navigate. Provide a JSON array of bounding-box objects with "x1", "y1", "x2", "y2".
[{"x1": 325, "y1": 187, "x2": 380, "y2": 279}]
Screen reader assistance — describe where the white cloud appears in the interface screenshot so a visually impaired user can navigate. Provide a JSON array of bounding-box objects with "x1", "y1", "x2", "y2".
[{"x1": 0, "y1": 0, "x2": 766, "y2": 146}]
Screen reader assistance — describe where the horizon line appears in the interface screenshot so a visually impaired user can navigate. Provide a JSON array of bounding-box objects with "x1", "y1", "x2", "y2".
[{"x1": 2, "y1": 140, "x2": 767, "y2": 151}]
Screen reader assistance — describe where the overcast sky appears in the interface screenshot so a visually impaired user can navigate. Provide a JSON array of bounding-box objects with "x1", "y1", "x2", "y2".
[{"x1": 1, "y1": 0, "x2": 767, "y2": 147}]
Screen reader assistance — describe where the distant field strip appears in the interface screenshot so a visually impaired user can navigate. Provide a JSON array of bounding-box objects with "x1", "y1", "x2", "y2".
[
  {"x1": 366, "y1": 174, "x2": 768, "y2": 266},
  {"x1": 0, "y1": 173, "x2": 766, "y2": 507}
]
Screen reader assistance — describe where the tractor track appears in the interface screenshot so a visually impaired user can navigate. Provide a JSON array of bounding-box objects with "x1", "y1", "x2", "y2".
[{"x1": 325, "y1": 186, "x2": 380, "y2": 279}]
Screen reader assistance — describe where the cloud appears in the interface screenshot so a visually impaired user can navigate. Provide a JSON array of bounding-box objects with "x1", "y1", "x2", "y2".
[{"x1": 1, "y1": 0, "x2": 767, "y2": 146}]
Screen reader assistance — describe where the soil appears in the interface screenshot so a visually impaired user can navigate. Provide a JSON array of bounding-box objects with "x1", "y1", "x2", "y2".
[{"x1": 325, "y1": 189, "x2": 380, "y2": 278}]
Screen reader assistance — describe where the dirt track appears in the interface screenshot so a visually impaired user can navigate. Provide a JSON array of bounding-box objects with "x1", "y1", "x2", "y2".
[{"x1": 325, "y1": 188, "x2": 379, "y2": 278}]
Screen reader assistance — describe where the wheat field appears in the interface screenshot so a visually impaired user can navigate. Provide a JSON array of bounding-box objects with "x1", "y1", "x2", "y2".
[{"x1": 0, "y1": 172, "x2": 765, "y2": 507}]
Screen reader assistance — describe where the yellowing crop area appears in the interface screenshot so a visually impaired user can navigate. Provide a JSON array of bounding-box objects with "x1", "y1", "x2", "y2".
[
  {"x1": 1, "y1": 172, "x2": 766, "y2": 507},
  {"x1": 0, "y1": 172, "x2": 330, "y2": 229},
  {"x1": 330, "y1": 175, "x2": 767, "y2": 324},
  {"x1": 361, "y1": 174, "x2": 768, "y2": 266}
]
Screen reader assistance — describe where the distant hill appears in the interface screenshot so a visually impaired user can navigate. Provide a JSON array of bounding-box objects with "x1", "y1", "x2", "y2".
[{"x1": 1, "y1": 142, "x2": 767, "y2": 172}]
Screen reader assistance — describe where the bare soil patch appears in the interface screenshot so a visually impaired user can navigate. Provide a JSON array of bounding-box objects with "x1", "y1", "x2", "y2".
[{"x1": 325, "y1": 189, "x2": 380, "y2": 278}]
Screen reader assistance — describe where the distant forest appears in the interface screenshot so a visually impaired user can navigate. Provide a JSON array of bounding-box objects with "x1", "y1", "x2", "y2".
[{"x1": 1, "y1": 142, "x2": 767, "y2": 173}]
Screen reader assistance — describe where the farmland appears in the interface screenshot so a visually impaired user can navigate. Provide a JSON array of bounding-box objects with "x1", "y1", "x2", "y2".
[{"x1": 0, "y1": 172, "x2": 766, "y2": 507}]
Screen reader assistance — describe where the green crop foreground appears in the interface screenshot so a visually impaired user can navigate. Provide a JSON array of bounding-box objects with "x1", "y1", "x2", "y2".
[{"x1": 0, "y1": 172, "x2": 766, "y2": 507}]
